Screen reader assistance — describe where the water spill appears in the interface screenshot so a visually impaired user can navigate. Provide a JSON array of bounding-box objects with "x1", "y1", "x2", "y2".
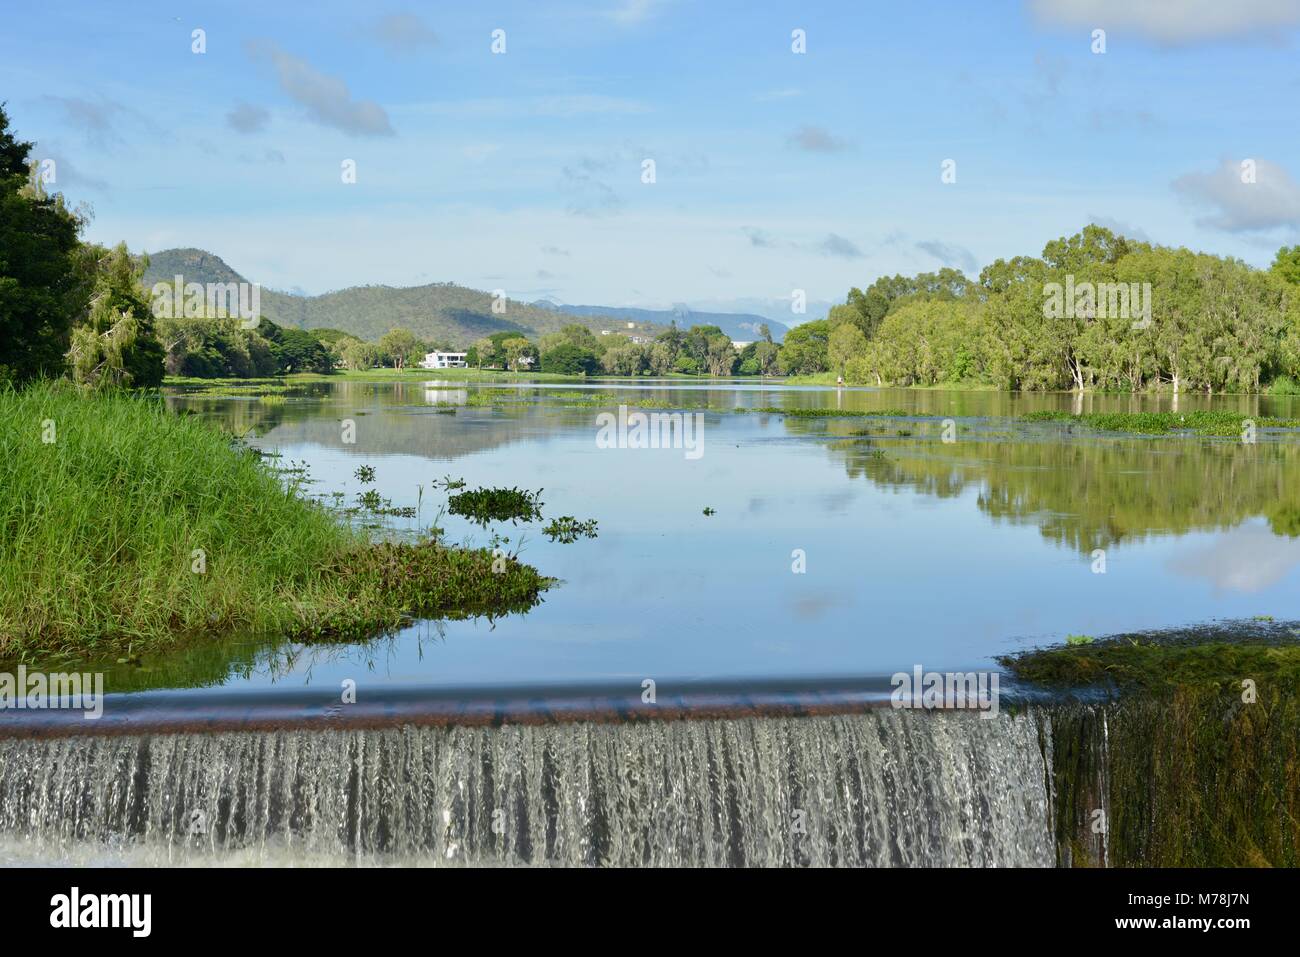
[{"x1": 0, "y1": 710, "x2": 1053, "y2": 867}]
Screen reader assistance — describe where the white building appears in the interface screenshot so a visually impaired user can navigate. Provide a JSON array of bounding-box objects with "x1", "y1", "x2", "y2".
[{"x1": 419, "y1": 350, "x2": 468, "y2": 369}]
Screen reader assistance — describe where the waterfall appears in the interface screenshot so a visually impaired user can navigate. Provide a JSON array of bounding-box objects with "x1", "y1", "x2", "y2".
[{"x1": 0, "y1": 710, "x2": 1055, "y2": 867}]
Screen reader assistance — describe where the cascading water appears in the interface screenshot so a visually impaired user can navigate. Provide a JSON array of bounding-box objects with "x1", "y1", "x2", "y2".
[{"x1": 0, "y1": 710, "x2": 1054, "y2": 867}]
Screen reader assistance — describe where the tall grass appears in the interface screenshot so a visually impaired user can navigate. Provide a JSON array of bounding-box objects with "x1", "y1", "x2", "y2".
[
  {"x1": 1268, "y1": 375, "x2": 1300, "y2": 396},
  {"x1": 0, "y1": 382, "x2": 549, "y2": 660}
]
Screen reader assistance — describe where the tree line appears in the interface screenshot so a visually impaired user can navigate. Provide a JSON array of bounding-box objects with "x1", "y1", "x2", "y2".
[{"x1": 822, "y1": 225, "x2": 1300, "y2": 394}]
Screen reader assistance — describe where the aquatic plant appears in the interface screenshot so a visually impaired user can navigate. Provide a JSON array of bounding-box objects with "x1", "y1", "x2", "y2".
[
  {"x1": 1020, "y1": 409, "x2": 1300, "y2": 436},
  {"x1": 448, "y1": 486, "x2": 544, "y2": 526},
  {"x1": 744, "y1": 406, "x2": 913, "y2": 418},
  {"x1": 542, "y1": 516, "x2": 598, "y2": 543}
]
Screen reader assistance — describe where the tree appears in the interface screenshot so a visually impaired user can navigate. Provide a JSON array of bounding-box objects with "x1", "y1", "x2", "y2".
[
  {"x1": 257, "y1": 319, "x2": 332, "y2": 374},
  {"x1": 472, "y1": 337, "x2": 494, "y2": 369},
  {"x1": 378, "y1": 327, "x2": 422, "y2": 369},
  {"x1": 828, "y1": 323, "x2": 868, "y2": 375},
  {"x1": 602, "y1": 343, "x2": 645, "y2": 376},
  {"x1": 0, "y1": 104, "x2": 87, "y2": 386},
  {"x1": 1271, "y1": 246, "x2": 1300, "y2": 287},
  {"x1": 341, "y1": 337, "x2": 382, "y2": 370},
  {"x1": 541, "y1": 342, "x2": 600, "y2": 375},
  {"x1": 752, "y1": 340, "x2": 780, "y2": 376},
  {"x1": 502, "y1": 336, "x2": 537, "y2": 371},
  {"x1": 777, "y1": 319, "x2": 830, "y2": 375},
  {"x1": 66, "y1": 243, "x2": 165, "y2": 390},
  {"x1": 647, "y1": 340, "x2": 677, "y2": 375},
  {"x1": 705, "y1": 334, "x2": 737, "y2": 376}
]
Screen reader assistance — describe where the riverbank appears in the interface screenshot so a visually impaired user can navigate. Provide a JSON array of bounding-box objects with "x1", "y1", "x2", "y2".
[{"x1": 0, "y1": 383, "x2": 551, "y2": 661}]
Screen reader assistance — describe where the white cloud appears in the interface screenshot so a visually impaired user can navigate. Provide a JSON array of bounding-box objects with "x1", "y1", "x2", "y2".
[
  {"x1": 608, "y1": 0, "x2": 672, "y2": 25},
  {"x1": 916, "y1": 240, "x2": 978, "y2": 272},
  {"x1": 1028, "y1": 0, "x2": 1300, "y2": 44},
  {"x1": 245, "y1": 39, "x2": 394, "y2": 136},
  {"x1": 1168, "y1": 523, "x2": 1300, "y2": 593},
  {"x1": 397, "y1": 95, "x2": 651, "y2": 119},
  {"x1": 817, "y1": 234, "x2": 865, "y2": 259},
  {"x1": 787, "y1": 125, "x2": 852, "y2": 153},
  {"x1": 226, "y1": 102, "x2": 270, "y2": 134},
  {"x1": 370, "y1": 12, "x2": 438, "y2": 56},
  {"x1": 1172, "y1": 157, "x2": 1300, "y2": 232}
]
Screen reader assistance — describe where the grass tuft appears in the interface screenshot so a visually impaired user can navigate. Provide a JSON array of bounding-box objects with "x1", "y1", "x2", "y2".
[{"x1": 0, "y1": 382, "x2": 549, "y2": 660}]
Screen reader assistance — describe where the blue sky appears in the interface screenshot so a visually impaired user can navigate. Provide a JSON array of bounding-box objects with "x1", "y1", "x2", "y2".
[{"x1": 5, "y1": 0, "x2": 1300, "y2": 322}]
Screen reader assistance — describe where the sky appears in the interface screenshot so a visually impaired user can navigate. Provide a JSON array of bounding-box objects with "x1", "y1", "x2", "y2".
[{"x1": 5, "y1": 0, "x2": 1300, "y2": 323}]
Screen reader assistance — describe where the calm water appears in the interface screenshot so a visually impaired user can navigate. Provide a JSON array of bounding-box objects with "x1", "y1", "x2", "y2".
[{"x1": 90, "y1": 380, "x2": 1300, "y2": 695}]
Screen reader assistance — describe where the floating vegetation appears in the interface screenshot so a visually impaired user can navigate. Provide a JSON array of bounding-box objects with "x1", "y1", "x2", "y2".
[
  {"x1": 176, "y1": 381, "x2": 297, "y2": 399},
  {"x1": 740, "y1": 406, "x2": 913, "y2": 418},
  {"x1": 702, "y1": 507, "x2": 716, "y2": 516},
  {"x1": 1065, "y1": 634, "x2": 1095, "y2": 646},
  {"x1": 354, "y1": 465, "x2": 376, "y2": 484},
  {"x1": 1020, "y1": 409, "x2": 1300, "y2": 436},
  {"x1": 448, "y1": 486, "x2": 544, "y2": 526},
  {"x1": 542, "y1": 516, "x2": 599, "y2": 543},
  {"x1": 355, "y1": 489, "x2": 417, "y2": 518},
  {"x1": 433, "y1": 475, "x2": 467, "y2": 491},
  {"x1": 466, "y1": 388, "x2": 525, "y2": 407},
  {"x1": 625, "y1": 397, "x2": 707, "y2": 410}
]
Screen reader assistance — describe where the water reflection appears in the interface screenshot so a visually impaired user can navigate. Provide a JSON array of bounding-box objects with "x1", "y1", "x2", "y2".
[{"x1": 122, "y1": 379, "x2": 1300, "y2": 694}]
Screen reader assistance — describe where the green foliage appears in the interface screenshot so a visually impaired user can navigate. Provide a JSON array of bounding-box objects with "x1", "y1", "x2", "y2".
[
  {"x1": 1267, "y1": 375, "x2": 1300, "y2": 395},
  {"x1": 0, "y1": 105, "x2": 87, "y2": 386},
  {"x1": 777, "y1": 319, "x2": 830, "y2": 375},
  {"x1": 829, "y1": 224, "x2": 1300, "y2": 394},
  {"x1": 0, "y1": 383, "x2": 553, "y2": 657},
  {"x1": 1271, "y1": 245, "x2": 1300, "y2": 286},
  {"x1": 157, "y1": 314, "x2": 278, "y2": 378},
  {"x1": 542, "y1": 516, "x2": 599, "y2": 543},
  {"x1": 447, "y1": 486, "x2": 544, "y2": 526},
  {"x1": 747, "y1": 406, "x2": 909, "y2": 417},
  {"x1": 541, "y1": 341, "x2": 600, "y2": 375},
  {"x1": 1020, "y1": 409, "x2": 1299, "y2": 435},
  {"x1": 257, "y1": 319, "x2": 333, "y2": 374},
  {"x1": 67, "y1": 243, "x2": 165, "y2": 390},
  {"x1": 377, "y1": 326, "x2": 423, "y2": 369}
]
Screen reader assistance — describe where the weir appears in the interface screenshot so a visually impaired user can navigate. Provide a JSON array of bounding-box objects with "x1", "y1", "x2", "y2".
[{"x1": 0, "y1": 709, "x2": 1056, "y2": 867}]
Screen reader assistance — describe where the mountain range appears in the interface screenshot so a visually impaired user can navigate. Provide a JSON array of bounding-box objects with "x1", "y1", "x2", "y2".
[{"x1": 141, "y1": 249, "x2": 786, "y2": 346}]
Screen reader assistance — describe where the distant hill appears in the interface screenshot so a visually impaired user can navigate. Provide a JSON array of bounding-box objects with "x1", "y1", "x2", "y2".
[
  {"x1": 141, "y1": 249, "x2": 659, "y2": 346},
  {"x1": 536, "y1": 301, "x2": 787, "y2": 343}
]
